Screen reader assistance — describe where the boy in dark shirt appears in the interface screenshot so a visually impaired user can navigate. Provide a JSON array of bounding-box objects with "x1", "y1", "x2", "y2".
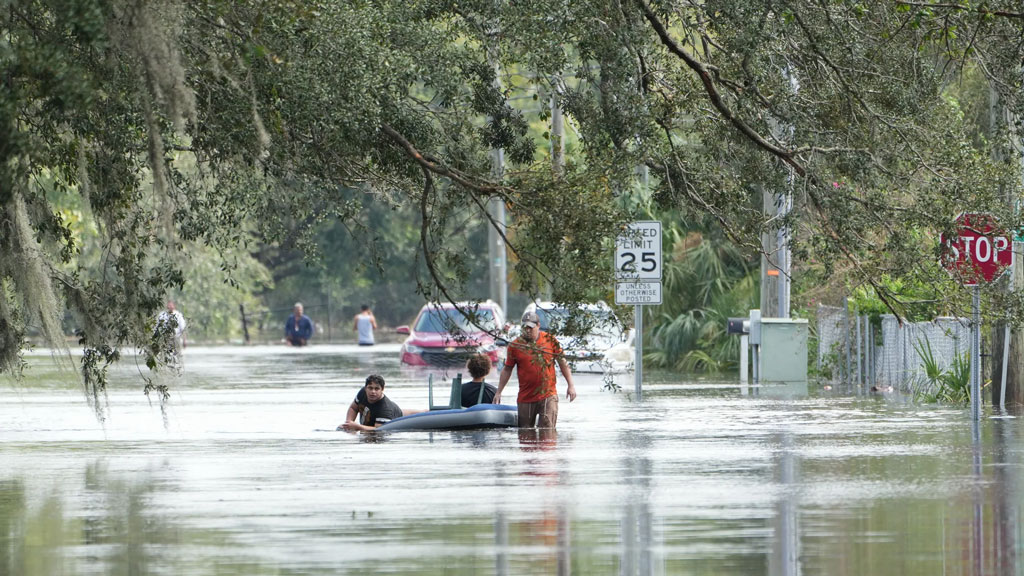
[
  {"x1": 461, "y1": 354, "x2": 497, "y2": 407},
  {"x1": 339, "y1": 374, "x2": 403, "y2": 431}
]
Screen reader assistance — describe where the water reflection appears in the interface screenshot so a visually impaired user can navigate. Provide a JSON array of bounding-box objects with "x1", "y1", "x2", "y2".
[
  {"x1": 962, "y1": 416, "x2": 1019, "y2": 576},
  {"x1": 619, "y1": 437, "x2": 655, "y2": 576},
  {"x1": 769, "y1": 433, "x2": 800, "y2": 576},
  {"x1": 513, "y1": 428, "x2": 572, "y2": 575},
  {"x1": 989, "y1": 416, "x2": 1018, "y2": 576},
  {"x1": 0, "y1": 479, "x2": 30, "y2": 575},
  {"x1": 501, "y1": 502, "x2": 572, "y2": 576},
  {"x1": 5, "y1": 349, "x2": 1024, "y2": 575},
  {"x1": 495, "y1": 508, "x2": 510, "y2": 576},
  {"x1": 972, "y1": 419, "x2": 984, "y2": 576},
  {"x1": 519, "y1": 427, "x2": 558, "y2": 451},
  {"x1": 759, "y1": 381, "x2": 809, "y2": 399},
  {"x1": 0, "y1": 461, "x2": 286, "y2": 576}
]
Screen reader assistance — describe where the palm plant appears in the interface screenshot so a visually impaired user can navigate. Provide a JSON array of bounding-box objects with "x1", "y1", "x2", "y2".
[
  {"x1": 647, "y1": 219, "x2": 758, "y2": 372},
  {"x1": 912, "y1": 338, "x2": 974, "y2": 405}
]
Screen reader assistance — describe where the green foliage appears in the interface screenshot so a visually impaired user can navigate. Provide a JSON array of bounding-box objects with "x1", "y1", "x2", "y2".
[
  {"x1": 259, "y1": 193, "x2": 463, "y2": 330},
  {"x1": 849, "y1": 275, "x2": 946, "y2": 323},
  {"x1": 647, "y1": 216, "x2": 759, "y2": 372},
  {"x1": 177, "y1": 241, "x2": 273, "y2": 342},
  {"x1": 1, "y1": 0, "x2": 1023, "y2": 412},
  {"x1": 912, "y1": 338, "x2": 974, "y2": 405}
]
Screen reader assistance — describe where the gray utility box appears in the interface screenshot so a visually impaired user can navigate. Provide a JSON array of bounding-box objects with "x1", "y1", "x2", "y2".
[{"x1": 759, "y1": 318, "x2": 809, "y2": 383}]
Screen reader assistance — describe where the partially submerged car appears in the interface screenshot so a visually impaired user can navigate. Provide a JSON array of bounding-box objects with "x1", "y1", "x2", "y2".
[
  {"x1": 522, "y1": 301, "x2": 634, "y2": 373},
  {"x1": 398, "y1": 300, "x2": 507, "y2": 367}
]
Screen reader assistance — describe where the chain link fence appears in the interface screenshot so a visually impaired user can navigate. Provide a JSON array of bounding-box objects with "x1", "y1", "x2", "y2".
[{"x1": 816, "y1": 303, "x2": 970, "y2": 390}]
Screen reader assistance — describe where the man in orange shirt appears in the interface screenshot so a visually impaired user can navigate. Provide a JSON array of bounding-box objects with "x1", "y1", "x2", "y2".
[{"x1": 494, "y1": 311, "x2": 577, "y2": 428}]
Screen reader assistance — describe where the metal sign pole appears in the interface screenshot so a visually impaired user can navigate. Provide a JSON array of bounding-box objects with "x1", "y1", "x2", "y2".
[
  {"x1": 615, "y1": 221, "x2": 660, "y2": 402},
  {"x1": 739, "y1": 334, "x2": 749, "y2": 386},
  {"x1": 971, "y1": 286, "x2": 981, "y2": 421},
  {"x1": 943, "y1": 213, "x2": 1011, "y2": 419},
  {"x1": 1000, "y1": 246, "x2": 1013, "y2": 409},
  {"x1": 635, "y1": 304, "x2": 643, "y2": 400}
]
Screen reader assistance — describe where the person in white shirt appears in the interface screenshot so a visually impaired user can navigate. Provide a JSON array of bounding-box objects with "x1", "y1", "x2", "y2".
[
  {"x1": 353, "y1": 304, "x2": 377, "y2": 346},
  {"x1": 157, "y1": 300, "x2": 187, "y2": 352}
]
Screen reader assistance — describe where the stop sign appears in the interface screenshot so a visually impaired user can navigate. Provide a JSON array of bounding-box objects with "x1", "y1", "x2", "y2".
[{"x1": 940, "y1": 212, "x2": 1013, "y2": 285}]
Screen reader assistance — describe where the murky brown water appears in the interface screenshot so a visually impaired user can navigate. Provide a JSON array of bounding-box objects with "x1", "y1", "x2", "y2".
[{"x1": 1, "y1": 345, "x2": 1021, "y2": 575}]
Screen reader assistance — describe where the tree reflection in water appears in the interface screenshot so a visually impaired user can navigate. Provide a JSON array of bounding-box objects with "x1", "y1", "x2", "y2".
[
  {"x1": 991, "y1": 415, "x2": 1019, "y2": 575},
  {"x1": 0, "y1": 460, "x2": 283, "y2": 576}
]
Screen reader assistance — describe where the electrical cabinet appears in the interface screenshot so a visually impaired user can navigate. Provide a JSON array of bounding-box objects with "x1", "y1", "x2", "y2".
[{"x1": 759, "y1": 318, "x2": 808, "y2": 383}]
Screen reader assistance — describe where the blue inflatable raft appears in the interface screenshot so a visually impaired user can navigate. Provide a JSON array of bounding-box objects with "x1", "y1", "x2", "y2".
[
  {"x1": 377, "y1": 403, "x2": 517, "y2": 431},
  {"x1": 376, "y1": 373, "x2": 518, "y2": 432}
]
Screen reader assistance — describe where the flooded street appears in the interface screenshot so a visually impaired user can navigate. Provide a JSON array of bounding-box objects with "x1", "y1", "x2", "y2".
[{"x1": 1, "y1": 345, "x2": 1022, "y2": 575}]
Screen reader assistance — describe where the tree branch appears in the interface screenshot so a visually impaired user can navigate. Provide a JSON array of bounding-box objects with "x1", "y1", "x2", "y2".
[
  {"x1": 636, "y1": 0, "x2": 808, "y2": 177},
  {"x1": 382, "y1": 122, "x2": 554, "y2": 288},
  {"x1": 894, "y1": 1, "x2": 1024, "y2": 19},
  {"x1": 417, "y1": 167, "x2": 512, "y2": 340},
  {"x1": 380, "y1": 124, "x2": 509, "y2": 197}
]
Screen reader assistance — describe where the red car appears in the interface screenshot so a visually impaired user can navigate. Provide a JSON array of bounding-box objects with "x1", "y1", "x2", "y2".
[{"x1": 397, "y1": 301, "x2": 507, "y2": 367}]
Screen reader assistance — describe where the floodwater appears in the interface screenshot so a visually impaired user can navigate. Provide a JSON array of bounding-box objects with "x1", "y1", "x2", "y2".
[{"x1": 1, "y1": 345, "x2": 1021, "y2": 575}]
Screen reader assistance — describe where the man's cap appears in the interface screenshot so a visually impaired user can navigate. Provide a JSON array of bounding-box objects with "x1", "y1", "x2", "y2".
[{"x1": 521, "y1": 311, "x2": 540, "y2": 328}]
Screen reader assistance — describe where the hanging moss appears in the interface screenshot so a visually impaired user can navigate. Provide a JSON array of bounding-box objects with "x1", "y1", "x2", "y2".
[
  {"x1": 111, "y1": 0, "x2": 196, "y2": 132},
  {"x1": 10, "y1": 192, "x2": 68, "y2": 357},
  {"x1": 0, "y1": 279, "x2": 27, "y2": 378}
]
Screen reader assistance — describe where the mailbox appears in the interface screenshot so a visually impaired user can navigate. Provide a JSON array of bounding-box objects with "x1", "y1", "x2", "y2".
[
  {"x1": 729, "y1": 309, "x2": 762, "y2": 386},
  {"x1": 727, "y1": 318, "x2": 749, "y2": 335}
]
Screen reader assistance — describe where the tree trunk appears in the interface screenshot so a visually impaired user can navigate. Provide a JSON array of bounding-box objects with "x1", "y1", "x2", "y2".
[
  {"x1": 988, "y1": 83, "x2": 1024, "y2": 407},
  {"x1": 991, "y1": 248, "x2": 1024, "y2": 405},
  {"x1": 1009, "y1": 328, "x2": 1024, "y2": 406}
]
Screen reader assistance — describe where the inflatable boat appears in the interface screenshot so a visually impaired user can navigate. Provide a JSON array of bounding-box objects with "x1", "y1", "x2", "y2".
[
  {"x1": 376, "y1": 373, "x2": 518, "y2": 432},
  {"x1": 377, "y1": 403, "x2": 517, "y2": 431}
]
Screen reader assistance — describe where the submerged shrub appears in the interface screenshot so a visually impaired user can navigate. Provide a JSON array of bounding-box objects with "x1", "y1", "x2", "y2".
[{"x1": 912, "y1": 338, "x2": 975, "y2": 405}]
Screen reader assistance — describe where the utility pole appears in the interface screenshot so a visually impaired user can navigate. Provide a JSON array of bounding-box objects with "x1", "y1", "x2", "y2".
[
  {"x1": 539, "y1": 77, "x2": 565, "y2": 303},
  {"x1": 989, "y1": 82, "x2": 1024, "y2": 406},
  {"x1": 488, "y1": 150, "x2": 508, "y2": 313},
  {"x1": 760, "y1": 185, "x2": 790, "y2": 319},
  {"x1": 1017, "y1": 110, "x2": 1024, "y2": 405},
  {"x1": 551, "y1": 77, "x2": 565, "y2": 173},
  {"x1": 486, "y1": 36, "x2": 508, "y2": 313},
  {"x1": 761, "y1": 69, "x2": 797, "y2": 320}
]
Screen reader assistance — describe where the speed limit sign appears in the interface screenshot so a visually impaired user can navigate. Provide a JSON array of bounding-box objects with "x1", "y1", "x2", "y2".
[{"x1": 615, "y1": 221, "x2": 662, "y2": 280}]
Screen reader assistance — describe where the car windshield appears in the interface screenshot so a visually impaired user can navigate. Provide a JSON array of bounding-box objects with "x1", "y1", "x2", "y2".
[
  {"x1": 415, "y1": 307, "x2": 497, "y2": 333},
  {"x1": 537, "y1": 308, "x2": 618, "y2": 337}
]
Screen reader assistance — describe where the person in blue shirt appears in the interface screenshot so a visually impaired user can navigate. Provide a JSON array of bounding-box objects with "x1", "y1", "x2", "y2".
[{"x1": 285, "y1": 302, "x2": 314, "y2": 346}]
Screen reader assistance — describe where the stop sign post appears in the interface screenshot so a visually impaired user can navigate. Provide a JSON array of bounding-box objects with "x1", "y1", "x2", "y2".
[
  {"x1": 940, "y1": 212, "x2": 1014, "y2": 422},
  {"x1": 941, "y1": 212, "x2": 1013, "y2": 286}
]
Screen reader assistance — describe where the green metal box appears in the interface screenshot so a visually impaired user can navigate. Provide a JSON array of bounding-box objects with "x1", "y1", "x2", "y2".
[{"x1": 760, "y1": 318, "x2": 809, "y2": 383}]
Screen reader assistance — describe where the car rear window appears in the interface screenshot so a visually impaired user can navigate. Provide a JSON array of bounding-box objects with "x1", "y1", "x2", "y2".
[
  {"x1": 537, "y1": 308, "x2": 618, "y2": 336},
  {"x1": 415, "y1": 308, "x2": 497, "y2": 332}
]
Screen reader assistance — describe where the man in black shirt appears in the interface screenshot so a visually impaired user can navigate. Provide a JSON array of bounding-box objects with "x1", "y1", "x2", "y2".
[
  {"x1": 339, "y1": 374, "x2": 403, "y2": 431},
  {"x1": 461, "y1": 354, "x2": 497, "y2": 407}
]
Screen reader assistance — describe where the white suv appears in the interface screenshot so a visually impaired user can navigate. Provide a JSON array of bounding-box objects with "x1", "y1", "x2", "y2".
[{"x1": 521, "y1": 301, "x2": 634, "y2": 373}]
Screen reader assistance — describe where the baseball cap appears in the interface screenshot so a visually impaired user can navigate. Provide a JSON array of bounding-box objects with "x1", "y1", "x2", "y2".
[{"x1": 521, "y1": 311, "x2": 540, "y2": 328}]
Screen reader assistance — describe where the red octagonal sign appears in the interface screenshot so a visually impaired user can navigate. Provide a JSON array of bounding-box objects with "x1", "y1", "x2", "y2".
[{"x1": 940, "y1": 212, "x2": 1013, "y2": 286}]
